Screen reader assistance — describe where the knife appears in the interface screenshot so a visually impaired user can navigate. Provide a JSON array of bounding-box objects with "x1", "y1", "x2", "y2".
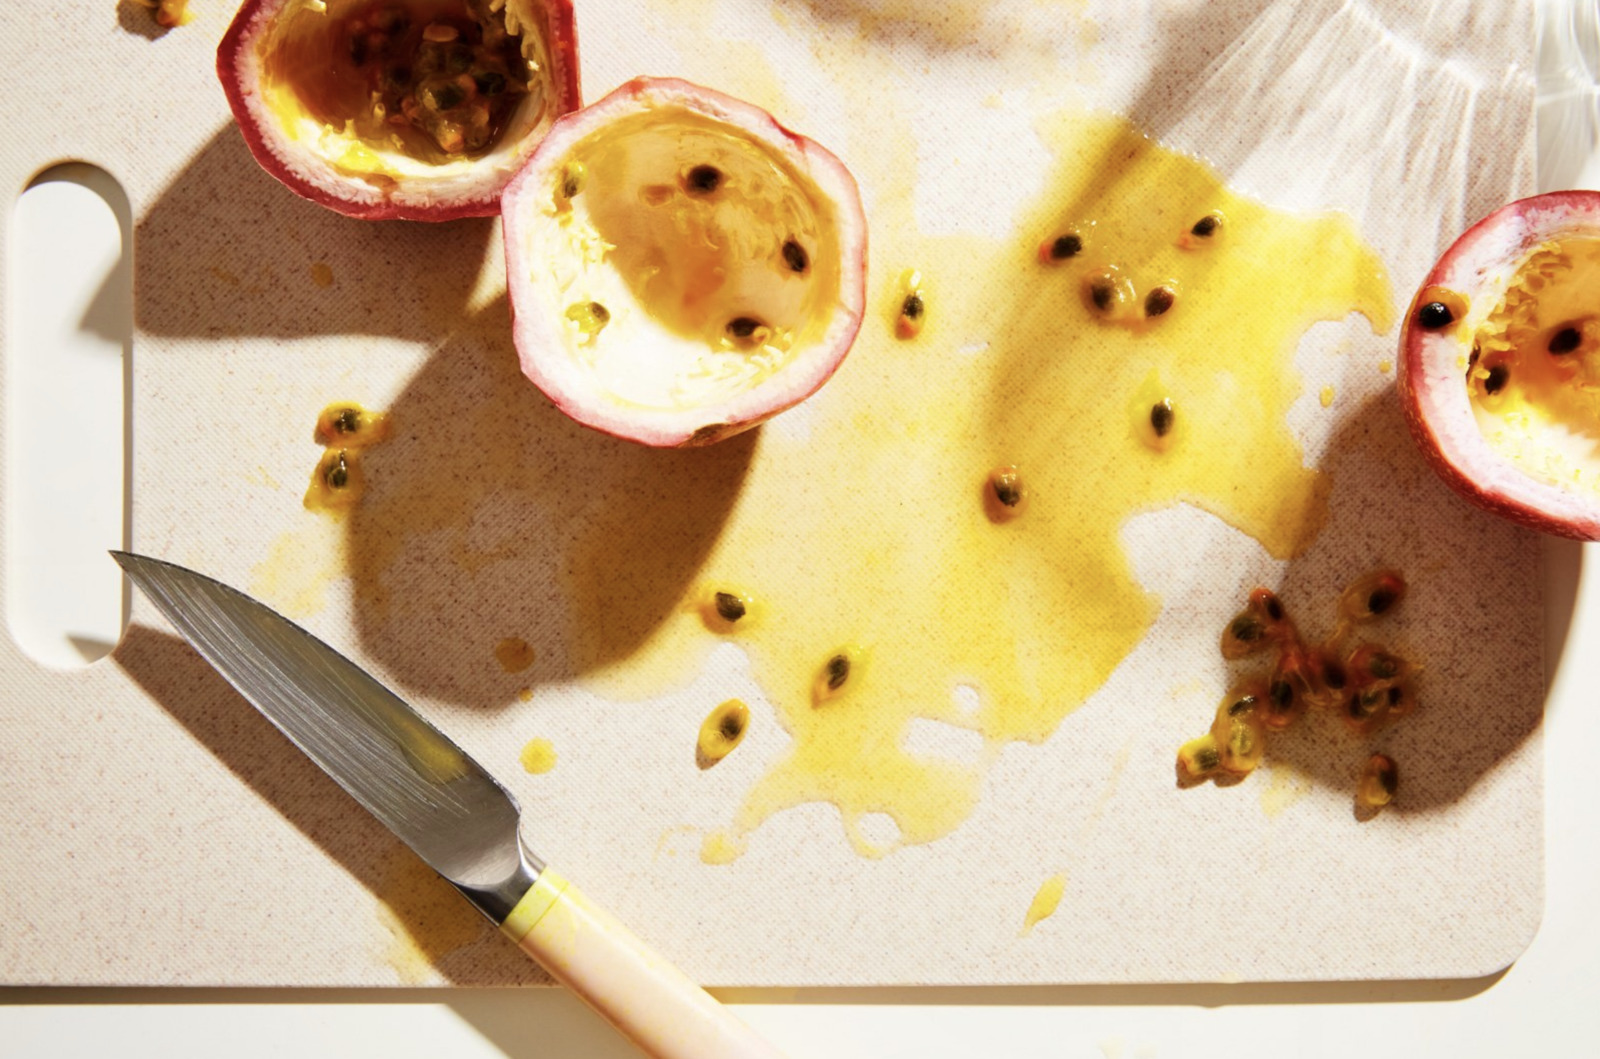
[{"x1": 112, "y1": 551, "x2": 786, "y2": 1059}]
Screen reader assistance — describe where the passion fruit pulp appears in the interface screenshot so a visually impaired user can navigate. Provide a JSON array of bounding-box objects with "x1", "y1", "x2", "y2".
[
  {"x1": 500, "y1": 77, "x2": 868, "y2": 447},
  {"x1": 219, "y1": 0, "x2": 580, "y2": 221},
  {"x1": 1398, "y1": 190, "x2": 1600, "y2": 539}
]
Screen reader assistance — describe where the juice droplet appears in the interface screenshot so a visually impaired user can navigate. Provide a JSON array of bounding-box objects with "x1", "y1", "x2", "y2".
[{"x1": 519, "y1": 737, "x2": 557, "y2": 775}]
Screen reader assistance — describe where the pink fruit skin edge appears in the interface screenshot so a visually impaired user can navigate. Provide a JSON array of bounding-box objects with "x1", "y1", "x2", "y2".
[
  {"x1": 217, "y1": 0, "x2": 582, "y2": 222},
  {"x1": 500, "y1": 76, "x2": 869, "y2": 448},
  {"x1": 1397, "y1": 189, "x2": 1600, "y2": 541}
]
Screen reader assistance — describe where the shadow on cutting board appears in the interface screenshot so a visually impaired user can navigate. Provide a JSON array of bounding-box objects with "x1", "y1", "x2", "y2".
[
  {"x1": 130, "y1": 125, "x2": 494, "y2": 344},
  {"x1": 113, "y1": 624, "x2": 547, "y2": 987},
  {"x1": 337, "y1": 294, "x2": 758, "y2": 709}
]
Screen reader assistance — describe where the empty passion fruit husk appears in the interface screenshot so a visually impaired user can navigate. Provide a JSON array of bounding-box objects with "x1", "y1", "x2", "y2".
[
  {"x1": 219, "y1": 0, "x2": 580, "y2": 220},
  {"x1": 499, "y1": 77, "x2": 868, "y2": 447}
]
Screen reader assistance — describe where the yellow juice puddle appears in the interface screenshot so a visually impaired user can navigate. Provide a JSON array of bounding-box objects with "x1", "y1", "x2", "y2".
[
  {"x1": 562, "y1": 110, "x2": 1390, "y2": 862},
  {"x1": 1021, "y1": 872, "x2": 1066, "y2": 935},
  {"x1": 519, "y1": 737, "x2": 557, "y2": 774},
  {"x1": 374, "y1": 844, "x2": 486, "y2": 983},
  {"x1": 495, "y1": 636, "x2": 537, "y2": 673},
  {"x1": 1260, "y1": 761, "x2": 1313, "y2": 819},
  {"x1": 1378, "y1": 359, "x2": 1393, "y2": 374},
  {"x1": 249, "y1": 517, "x2": 346, "y2": 619}
]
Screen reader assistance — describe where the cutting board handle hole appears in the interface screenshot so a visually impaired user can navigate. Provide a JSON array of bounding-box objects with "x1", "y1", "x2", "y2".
[{"x1": 4, "y1": 163, "x2": 132, "y2": 668}]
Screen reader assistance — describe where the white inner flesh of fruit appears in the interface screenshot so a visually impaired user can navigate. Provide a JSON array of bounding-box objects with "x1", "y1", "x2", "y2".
[
  {"x1": 1468, "y1": 236, "x2": 1600, "y2": 494},
  {"x1": 524, "y1": 109, "x2": 841, "y2": 412},
  {"x1": 255, "y1": 0, "x2": 551, "y2": 182}
]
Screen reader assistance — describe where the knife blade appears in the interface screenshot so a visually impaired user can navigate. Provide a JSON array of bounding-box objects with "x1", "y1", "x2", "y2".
[{"x1": 113, "y1": 551, "x2": 786, "y2": 1059}]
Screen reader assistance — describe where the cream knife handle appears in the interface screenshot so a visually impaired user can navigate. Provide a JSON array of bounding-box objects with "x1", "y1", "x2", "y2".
[{"x1": 502, "y1": 870, "x2": 788, "y2": 1059}]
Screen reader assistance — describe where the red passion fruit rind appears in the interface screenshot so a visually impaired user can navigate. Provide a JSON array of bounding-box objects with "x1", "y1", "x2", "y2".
[
  {"x1": 1398, "y1": 190, "x2": 1600, "y2": 540},
  {"x1": 501, "y1": 77, "x2": 868, "y2": 447},
  {"x1": 219, "y1": 0, "x2": 580, "y2": 222}
]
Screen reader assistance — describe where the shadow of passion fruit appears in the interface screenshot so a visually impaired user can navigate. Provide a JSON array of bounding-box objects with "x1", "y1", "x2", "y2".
[
  {"x1": 219, "y1": 0, "x2": 580, "y2": 221},
  {"x1": 501, "y1": 77, "x2": 868, "y2": 447},
  {"x1": 1399, "y1": 190, "x2": 1600, "y2": 540}
]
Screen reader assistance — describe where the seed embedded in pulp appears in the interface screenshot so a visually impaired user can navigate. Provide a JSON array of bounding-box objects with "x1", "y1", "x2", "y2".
[
  {"x1": 1337, "y1": 569, "x2": 1406, "y2": 626},
  {"x1": 697, "y1": 699, "x2": 751, "y2": 766},
  {"x1": 1144, "y1": 286, "x2": 1176, "y2": 318},
  {"x1": 313, "y1": 401, "x2": 391, "y2": 447},
  {"x1": 985, "y1": 464, "x2": 1027, "y2": 522},
  {"x1": 1482, "y1": 363, "x2": 1510, "y2": 395},
  {"x1": 1412, "y1": 285, "x2": 1467, "y2": 332},
  {"x1": 1191, "y1": 213, "x2": 1221, "y2": 238},
  {"x1": 684, "y1": 164, "x2": 722, "y2": 194},
  {"x1": 1177, "y1": 734, "x2": 1221, "y2": 779},
  {"x1": 782, "y1": 239, "x2": 809, "y2": 273},
  {"x1": 713, "y1": 592, "x2": 747, "y2": 623},
  {"x1": 813, "y1": 645, "x2": 866, "y2": 704},
  {"x1": 1548, "y1": 326, "x2": 1582, "y2": 355},
  {"x1": 566, "y1": 300, "x2": 611, "y2": 338},
  {"x1": 700, "y1": 587, "x2": 757, "y2": 632},
  {"x1": 325, "y1": 450, "x2": 351, "y2": 489},
  {"x1": 1356, "y1": 753, "x2": 1399, "y2": 809},
  {"x1": 1417, "y1": 301, "x2": 1453, "y2": 329},
  {"x1": 1039, "y1": 232, "x2": 1083, "y2": 263},
  {"x1": 558, "y1": 161, "x2": 586, "y2": 201},
  {"x1": 726, "y1": 316, "x2": 765, "y2": 343},
  {"x1": 1150, "y1": 399, "x2": 1175, "y2": 437}
]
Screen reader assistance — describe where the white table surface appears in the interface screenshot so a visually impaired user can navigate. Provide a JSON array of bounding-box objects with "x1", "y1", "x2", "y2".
[{"x1": 6, "y1": 2, "x2": 1600, "y2": 1054}]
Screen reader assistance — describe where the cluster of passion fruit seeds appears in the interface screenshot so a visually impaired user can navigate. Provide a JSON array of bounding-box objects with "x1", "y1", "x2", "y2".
[
  {"x1": 305, "y1": 402, "x2": 391, "y2": 511},
  {"x1": 690, "y1": 586, "x2": 868, "y2": 764},
  {"x1": 1177, "y1": 570, "x2": 1414, "y2": 811},
  {"x1": 556, "y1": 160, "x2": 813, "y2": 354},
  {"x1": 343, "y1": 0, "x2": 529, "y2": 156}
]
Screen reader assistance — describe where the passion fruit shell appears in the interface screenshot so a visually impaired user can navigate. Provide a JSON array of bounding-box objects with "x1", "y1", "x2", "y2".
[
  {"x1": 1397, "y1": 190, "x2": 1600, "y2": 540},
  {"x1": 218, "y1": 0, "x2": 580, "y2": 221},
  {"x1": 500, "y1": 77, "x2": 868, "y2": 447}
]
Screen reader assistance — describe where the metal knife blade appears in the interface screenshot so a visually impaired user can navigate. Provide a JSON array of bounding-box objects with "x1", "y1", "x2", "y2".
[{"x1": 112, "y1": 550, "x2": 541, "y2": 922}]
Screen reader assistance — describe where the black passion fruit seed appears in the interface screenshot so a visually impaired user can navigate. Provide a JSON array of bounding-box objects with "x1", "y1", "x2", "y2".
[
  {"x1": 1484, "y1": 363, "x2": 1509, "y2": 395},
  {"x1": 333, "y1": 408, "x2": 361, "y2": 434},
  {"x1": 991, "y1": 468, "x2": 1022, "y2": 507},
  {"x1": 1144, "y1": 286, "x2": 1176, "y2": 318},
  {"x1": 1150, "y1": 400, "x2": 1175, "y2": 437},
  {"x1": 325, "y1": 450, "x2": 351, "y2": 489},
  {"x1": 1089, "y1": 278, "x2": 1115, "y2": 313},
  {"x1": 825, "y1": 653, "x2": 849, "y2": 690},
  {"x1": 984, "y1": 465, "x2": 1026, "y2": 522},
  {"x1": 1041, "y1": 233, "x2": 1083, "y2": 262},
  {"x1": 566, "y1": 301, "x2": 610, "y2": 337},
  {"x1": 782, "y1": 239, "x2": 809, "y2": 273},
  {"x1": 727, "y1": 316, "x2": 763, "y2": 340},
  {"x1": 1416, "y1": 301, "x2": 1454, "y2": 329},
  {"x1": 902, "y1": 293, "x2": 924, "y2": 320},
  {"x1": 697, "y1": 699, "x2": 751, "y2": 765},
  {"x1": 685, "y1": 164, "x2": 722, "y2": 194},
  {"x1": 1191, "y1": 214, "x2": 1220, "y2": 238},
  {"x1": 559, "y1": 161, "x2": 586, "y2": 200},
  {"x1": 1357, "y1": 754, "x2": 1399, "y2": 808},
  {"x1": 813, "y1": 645, "x2": 866, "y2": 704},
  {"x1": 713, "y1": 591, "x2": 747, "y2": 623},
  {"x1": 1178, "y1": 734, "x2": 1221, "y2": 778},
  {"x1": 1230, "y1": 616, "x2": 1263, "y2": 644},
  {"x1": 1549, "y1": 326, "x2": 1582, "y2": 355}
]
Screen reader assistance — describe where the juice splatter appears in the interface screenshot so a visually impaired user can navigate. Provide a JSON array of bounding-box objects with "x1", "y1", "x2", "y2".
[
  {"x1": 1021, "y1": 873, "x2": 1066, "y2": 935},
  {"x1": 519, "y1": 737, "x2": 557, "y2": 774},
  {"x1": 561, "y1": 112, "x2": 1390, "y2": 861}
]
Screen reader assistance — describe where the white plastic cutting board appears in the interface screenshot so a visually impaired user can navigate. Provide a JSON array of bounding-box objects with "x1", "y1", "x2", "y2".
[{"x1": 0, "y1": 0, "x2": 1544, "y2": 985}]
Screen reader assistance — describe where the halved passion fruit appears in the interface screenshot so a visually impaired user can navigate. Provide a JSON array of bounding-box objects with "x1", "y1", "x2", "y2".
[
  {"x1": 218, "y1": 0, "x2": 579, "y2": 221},
  {"x1": 500, "y1": 77, "x2": 868, "y2": 447},
  {"x1": 1398, "y1": 190, "x2": 1600, "y2": 539}
]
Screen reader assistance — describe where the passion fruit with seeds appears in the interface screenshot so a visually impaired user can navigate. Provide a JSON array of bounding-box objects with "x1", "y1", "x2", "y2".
[
  {"x1": 1398, "y1": 191, "x2": 1600, "y2": 539},
  {"x1": 218, "y1": 0, "x2": 580, "y2": 221},
  {"x1": 501, "y1": 78, "x2": 867, "y2": 447}
]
